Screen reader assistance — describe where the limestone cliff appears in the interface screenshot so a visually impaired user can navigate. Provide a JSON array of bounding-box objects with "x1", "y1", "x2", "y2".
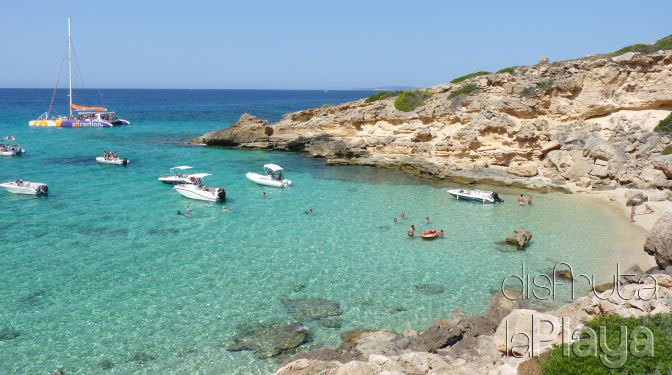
[{"x1": 193, "y1": 51, "x2": 672, "y2": 192}]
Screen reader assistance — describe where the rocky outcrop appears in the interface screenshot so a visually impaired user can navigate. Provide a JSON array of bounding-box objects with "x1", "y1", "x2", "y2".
[
  {"x1": 505, "y1": 229, "x2": 533, "y2": 249},
  {"x1": 644, "y1": 212, "x2": 672, "y2": 269},
  {"x1": 194, "y1": 51, "x2": 672, "y2": 192},
  {"x1": 275, "y1": 273, "x2": 672, "y2": 375},
  {"x1": 226, "y1": 322, "x2": 309, "y2": 358}
]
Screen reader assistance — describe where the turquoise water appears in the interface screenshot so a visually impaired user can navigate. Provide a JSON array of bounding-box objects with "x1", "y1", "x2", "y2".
[{"x1": 0, "y1": 89, "x2": 641, "y2": 374}]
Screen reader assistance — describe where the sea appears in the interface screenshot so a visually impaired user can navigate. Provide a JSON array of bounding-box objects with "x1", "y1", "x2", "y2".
[{"x1": 0, "y1": 89, "x2": 642, "y2": 374}]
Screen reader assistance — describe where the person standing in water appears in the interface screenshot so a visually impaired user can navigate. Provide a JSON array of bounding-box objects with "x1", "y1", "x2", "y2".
[
  {"x1": 400, "y1": 212, "x2": 406, "y2": 220},
  {"x1": 527, "y1": 196, "x2": 533, "y2": 205},
  {"x1": 424, "y1": 217, "x2": 430, "y2": 225},
  {"x1": 518, "y1": 195, "x2": 525, "y2": 206},
  {"x1": 408, "y1": 225, "x2": 415, "y2": 237}
]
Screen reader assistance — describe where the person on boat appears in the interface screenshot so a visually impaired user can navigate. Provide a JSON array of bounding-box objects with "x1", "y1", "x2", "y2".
[
  {"x1": 305, "y1": 208, "x2": 313, "y2": 215},
  {"x1": 518, "y1": 195, "x2": 525, "y2": 206},
  {"x1": 528, "y1": 195, "x2": 533, "y2": 205},
  {"x1": 424, "y1": 217, "x2": 430, "y2": 225},
  {"x1": 408, "y1": 225, "x2": 415, "y2": 237}
]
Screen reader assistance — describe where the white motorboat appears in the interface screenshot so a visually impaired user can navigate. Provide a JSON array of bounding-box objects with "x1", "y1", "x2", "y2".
[
  {"x1": 96, "y1": 156, "x2": 129, "y2": 165},
  {"x1": 158, "y1": 166, "x2": 203, "y2": 185},
  {"x1": 0, "y1": 179, "x2": 48, "y2": 196},
  {"x1": 173, "y1": 174, "x2": 226, "y2": 202},
  {"x1": 246, "y1": 164, "x2": 292, "y2": 188},
  {"x1": 447, "y1": 188, "x2": 503, "y2": 204},
  {"x1": 0, "y1": 137, "x2": 26, "y2": 156}
]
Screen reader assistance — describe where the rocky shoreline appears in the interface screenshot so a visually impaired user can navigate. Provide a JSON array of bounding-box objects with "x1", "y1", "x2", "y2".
[{"x1": 191, "y1": 51, "x2": 672, "y2": 196}]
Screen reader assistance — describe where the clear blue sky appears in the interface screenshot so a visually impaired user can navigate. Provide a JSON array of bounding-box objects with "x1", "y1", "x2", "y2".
[{"x1": 1, "y1": 1, "x2": 671, "y2": 89}]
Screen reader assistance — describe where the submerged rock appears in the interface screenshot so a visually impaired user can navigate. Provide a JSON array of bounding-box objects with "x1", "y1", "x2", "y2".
[
  {"x1": 129, "y1": 351, "x2": 157, "y2": 363},
  {"x1": 414, "y1": 283, "x2": 447, "y2": 295},
  {"x1": 318, "y1": 317, "x2": 343, "y2": 329},
  {"x1": 227, "y1": 322, "x2": 309, "y2": 358},
  {"x1": 0, "y1": 327, "x2": 20, "y2": 341},
  {"x1": 281, "y1": 298, "x2": 342, "y2": 321},
  {"x1": 99, "y1": 358, "x2": 114, "y2": 369},
  {"x1": 644, "y1": 212, "x2": 672, "y2": 269},
  {"x1": 19, "y1": 289, "x2": 47, "y2": 305},
  {"x1": 505, "y1": 228, "x2": 532, "y2": 249}
]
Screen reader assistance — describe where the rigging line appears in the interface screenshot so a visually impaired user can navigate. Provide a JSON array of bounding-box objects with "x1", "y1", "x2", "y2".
[
  {"x1": 47, "y1": 44, "x2": 68, "y2": 118},
  {"x1": 71, "y1": 41, "x2": 106, "y2": 108}
]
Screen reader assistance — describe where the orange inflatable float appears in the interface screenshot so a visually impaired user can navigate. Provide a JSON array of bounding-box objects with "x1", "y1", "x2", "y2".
[{"x1": 420, "y1": 230, "x2": 441, "y2": 240}]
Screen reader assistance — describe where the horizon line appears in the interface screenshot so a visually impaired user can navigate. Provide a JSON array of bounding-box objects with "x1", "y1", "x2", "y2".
[{"x1": 0, "y1": 87, "x2": 403, "y2": 91}]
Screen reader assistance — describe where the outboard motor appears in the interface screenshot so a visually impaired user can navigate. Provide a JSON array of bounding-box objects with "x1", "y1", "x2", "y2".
[
  {"x1": 39, "y1": 184, "x2": 48, "y2": 196},
  {"x1": 217, "y1": 188, "x2": 226, "y2": 202},
  {"x1": 492, "y1": 192, "x2": 503, "y2": 203}
]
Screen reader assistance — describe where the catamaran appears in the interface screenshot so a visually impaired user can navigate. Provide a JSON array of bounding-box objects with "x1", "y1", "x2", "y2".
[{"x1": 28, "y1": 18, "x2": 130, "y2": 128}]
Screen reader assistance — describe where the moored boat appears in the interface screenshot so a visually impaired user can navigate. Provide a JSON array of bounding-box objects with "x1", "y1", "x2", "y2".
[
  {"x1": 447, "y1": 188, "x2": 503, "y2": 204},
  {"x1": 96, "y1": 156, "x2": 129, "y2": 165},
  {"x1": 246, "y1": 164, "x2": 292, "y2": 188},
  {"x1": 158, "y1": 166, "x2": 201, "y2": 185},
  {"x1": 173, "y1": 174, "x2": 226, "y2": 202},
  {"x1": 0, "y1": 137, "x2": 26, "y2": 156},
  {"x1": 28, "y1": 18, "x2": 130, "y2": 129},
  {"x1": 0, "y1": 179, "x2": 48, "y2": 196}
]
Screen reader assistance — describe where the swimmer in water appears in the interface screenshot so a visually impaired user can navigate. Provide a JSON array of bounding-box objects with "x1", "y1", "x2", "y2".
[
  {"x1": 408, "y1": 224, "x2": 415, "y2": 237},
  {"x1": 518, "y1": 195, "x2": 525, "y2": 206},
  {"x1": 424, "y1": 217, "x2": 430, "y2": 225},
  {"x1": 305, "y1": 208, "x2": 313, "y2": 215},
  {"x1": 177, "y1": 210, "x2": 191, "y2": 219}
]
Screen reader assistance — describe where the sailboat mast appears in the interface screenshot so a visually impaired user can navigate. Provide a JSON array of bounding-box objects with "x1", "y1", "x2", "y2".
[{"x1": 67, "y1": 17, "x2": 72, "y2": 119}]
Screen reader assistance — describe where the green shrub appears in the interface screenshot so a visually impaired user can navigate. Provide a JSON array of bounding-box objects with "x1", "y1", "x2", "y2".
[
  {"x1": 450, "y1": 71, "x2": 490, "y2": 84},
  {"x1": 540, "y1": 314, "x2": 672, "y2": 375},
  {"x1": 497, "y1": 66, "x2": 518, "y2": 74},
  {"x1": 448, "y1": 83, "x2": 477, "y2": 99},
  {"x1": 365, "y1": 91, "x2": 401, "y2": 103},
  {"x1": 612, "y1": 34, "x2": 672, "y2": 56},
  {"x1": 394, "y1": 90, "x2": 432, "y2": 112},
  {"x1": 662, "y1": 145, "x2": 672, "y2": 155},
  {"x1": 654, "y1": 113, "x2": 672, "y2": 132}
]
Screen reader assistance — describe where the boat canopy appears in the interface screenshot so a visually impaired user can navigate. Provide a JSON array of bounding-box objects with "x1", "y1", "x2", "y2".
[
  {"x1": 264, "y1": 164, "x2": 284, "y2": 172},
  {"x1": 71, "y1": 104, "x2": 107, "y2": 111},
  {"x1": 172, "y1": 166, "x2": 193, "y2": 170},
  {"x1": 189, "y1": 173, "x2": 212, "y2": 179}
]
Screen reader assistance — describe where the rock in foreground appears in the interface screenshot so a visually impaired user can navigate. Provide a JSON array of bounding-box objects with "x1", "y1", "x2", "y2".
[
  {"x1": 505, "y1": 228, "x2": 533, "y2": 249},
  {"x1": 644, "y1": 212, "x2": 672, "y2": 269},
  {"x1": 227, "y1": 322, "x2": 309, "y2": 358}
]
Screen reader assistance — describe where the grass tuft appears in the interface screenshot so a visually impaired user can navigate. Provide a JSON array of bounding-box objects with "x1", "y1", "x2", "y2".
[
  {"x1": 450, "y1": 71, "x2": 490, "y2": 84},
  {"x1": 448, "y1": 83, "x2": 477, "y2": 99},
  {"x1": 654, "y1": 113, "x2": 672, "y2": 133},
  {"x1": 497, "y1": 66, "x2": 518, "y2": 74},
  {"x1": 662, "y1": 145, "x2": 672, "y2": 155},
  {"x1": 394, "y1": 90, "x2": 432, "y2": 112},
  {"x1": 365, "y1": 91, "x2": 401, "y2": 103}
]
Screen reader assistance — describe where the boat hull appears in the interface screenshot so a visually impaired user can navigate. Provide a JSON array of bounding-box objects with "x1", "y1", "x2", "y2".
[
  {"x1": 158, "y1": 176, "x2": 194, "y2": 185},
  {"x1": 96, "y1": 157, "x2": 129, "y2": 165},
  {"x1": 447, "y1": 189, "x2": 500, "y2": 204},
  {"x1": 173, "y1": 185, "x2": 225, "y2": 202},
  {"x1": 0, "y1": 182, "x2": 48, "y2": 195},
  {"x1": 28, "y1": 119, "x2": 129, "y2": 128},
  {"x1": 246, "y1": 172, "x2": 292, "y2": 188}
]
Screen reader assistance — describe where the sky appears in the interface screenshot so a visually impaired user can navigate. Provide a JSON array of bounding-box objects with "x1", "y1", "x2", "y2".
[{"x1": 1, "y1": 1, "x2": 671, "y2": 90}]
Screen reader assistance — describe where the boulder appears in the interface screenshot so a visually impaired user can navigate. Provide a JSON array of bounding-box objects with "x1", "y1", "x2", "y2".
[
  {"x1": 584, "y1": 137, "x2": 628, "y2": 162},
  {"x1": 625, "y1": 191, "x2": 648, "y2": 207},
  {"x1": 653, "y1": 155, "x2": 672, "y2": 178},
  {"x1": 411, "y1": 128, "x2": 434, "y2": 142},
  {"x1": 507, "y1": 161, "x2": 538, "y2": 177},
  {"x1": 506, "y1": 229, "x2": 533, "y2": 249},
  {"x1": 644, "y1": 212, "x2": 672, "y2": 269},
  {"x1": 408, "y1": 319, "x2": 463, "y2": 352},
  {"x1": 639, "y1": 168, "x2": 668, "y2": 188},
  {"x1": 540, "y1": 141, "x2": 561, "y2": 157},
  {"x1": 227, "y1": 322, "x2": 309, "y2": 358},
  {"x1": 276, "y1": 359, "x2": 340, "y2": 375},
  {"x1": 589, "y1": 159, "x2": 609, "y2": 178},
  {"x1": 494, "y1": 309, "x2": 562, "y2": 355},
  {"x1": 281, "y1": 298, "x2": 342, "y2": 321},
  {"x1": 392, "y1": 352, "x2": 454, "y2": 374},
  {"x1": 545, "y1": 150, "x2": 573, "y2": 171},
  {"x1": 562, "y1": 160, "x2": 593, "y2": 181}
]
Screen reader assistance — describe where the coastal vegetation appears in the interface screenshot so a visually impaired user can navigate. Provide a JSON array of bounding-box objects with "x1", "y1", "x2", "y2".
[
  {"x1": 496, "y1": 66, "x2": 518, "y2": 74},
  {"x1": 662, "y1": 144, "x2": 672, "y2": 155},
  {"x1": 365, "y1": 91, "x2": 401, "y2": 103},
  {"x1": 448, "y1": 83, "x2": 477, "y2": 99},
  {"x1": 450, "y1": 71, "x2": 490, "y2": 84},
  {"x1": 612, "y1": 34, "x2": 672, "y2": 56},
  {"x1": 654, "y1": 113, "x2": 672, "y2": 132},
  {"x1": 539, "y1": 314, "x2": 672, "y2": 374},
  {"x1": 394, "y1": 90, "x2": 432, "y2": 112}
]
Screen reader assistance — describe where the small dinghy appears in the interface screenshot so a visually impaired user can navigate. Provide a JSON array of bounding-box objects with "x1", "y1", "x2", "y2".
[
  {"x1": 246, "y1": 164, "x2": 292, "y2": 188},
  {"x1": 420, "y1": 230, "x2": 441, "y2": 240},
  {"x1": 0, "y1": 179, "x2": 48, "y2": 195},
  {"x1": 0, "y1": 137, "x2": 26, "y2": 156},
  {"x1": 173, "y1": 174, "x2": 226, "y2": 202},
  {"x1": 159, "y1": 166, "x2": 200, "y2": 185},
  {"x1": 96, "y1": 156, "x2": 129, "y2": 165},
  {"x1": 447, "y1": 188, "x2": 503, "y2": 204}
]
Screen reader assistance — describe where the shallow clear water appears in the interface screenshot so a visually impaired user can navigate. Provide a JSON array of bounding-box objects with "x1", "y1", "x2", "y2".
[{"x1": 0, "y1": 89, "x2": 641, "y2": 374}]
